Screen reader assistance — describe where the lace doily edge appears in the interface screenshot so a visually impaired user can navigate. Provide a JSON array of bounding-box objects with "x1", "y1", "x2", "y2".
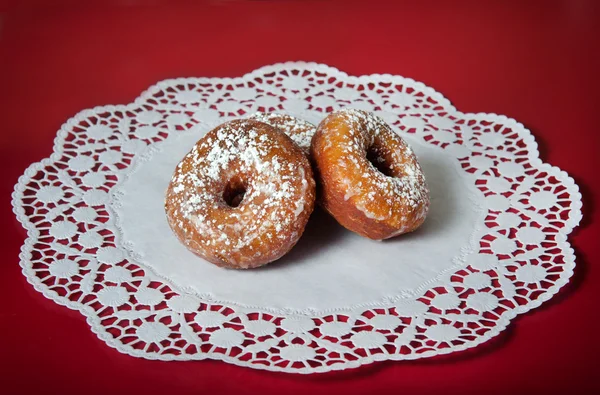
[
  {"x1": 10, "y1": 61, "x2": 583, "y2": 372},
  {"x1": 9, "y1": 235, "x2": 577, "y2": 373}
]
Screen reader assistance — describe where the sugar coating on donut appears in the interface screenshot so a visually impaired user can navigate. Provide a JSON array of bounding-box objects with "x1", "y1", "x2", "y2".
[
  {"x1": 165, "y1": 119, "x2": 315, "y2": 269},
  {"x1": 337, "y1": 109, "x2": 427, "y2": 212},
  {"x1": 248, "y1": 112, "x2": 315, "y2": 156},
  {"x1": 312, "y1": 108, "x2": 429, "y2": 239}
]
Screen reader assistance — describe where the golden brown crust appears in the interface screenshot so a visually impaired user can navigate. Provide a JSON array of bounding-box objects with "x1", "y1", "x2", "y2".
[
  {"x1": 165, "y1": 119, "x2": 316, "y2": 269},
  {"x1": 311, "y1": 109, "x2": 429, "y2": 240}
]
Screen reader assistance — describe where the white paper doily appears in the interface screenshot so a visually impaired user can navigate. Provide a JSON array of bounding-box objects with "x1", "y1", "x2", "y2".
[{"x1": 12, "y1": 62, "x2": 582, "y2": 373}]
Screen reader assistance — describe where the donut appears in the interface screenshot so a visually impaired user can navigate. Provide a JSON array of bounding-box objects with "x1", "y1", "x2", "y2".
[
  {"x1": 248, "y1": 112, "x2": 316, "y2": 157},
  {"x1": 310, "y1": 109, "x2": 429, "y2": 240},
  {"x1": 165, "y1": 119, "x2": 316, "y2": 269}
]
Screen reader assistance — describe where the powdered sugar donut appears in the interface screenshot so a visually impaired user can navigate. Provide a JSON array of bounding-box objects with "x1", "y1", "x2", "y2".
[
  {"x1": 311, "y1": 109, "x2": 429, "y2": 240},
  {"x1": 248, "y1": 113, "x2": 315, "y2": 157},
  {"x1": 165, "y1": 119, "x2": 316, "y2": 269}
]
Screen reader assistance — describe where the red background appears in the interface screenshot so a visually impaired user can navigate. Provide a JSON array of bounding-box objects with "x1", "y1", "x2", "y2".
[{"x1": 1, "y1": 1, "x2": 599, "y2": 394}]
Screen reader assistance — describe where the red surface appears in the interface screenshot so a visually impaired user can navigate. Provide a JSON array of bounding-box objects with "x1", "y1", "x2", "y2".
[{"x1": 1, "y1": 1, "x2": 599, "y2": 394}]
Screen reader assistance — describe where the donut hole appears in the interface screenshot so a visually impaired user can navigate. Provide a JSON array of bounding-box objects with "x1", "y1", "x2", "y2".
[
  {"x1": 366, "y1": 144, "x2": 395, "y2": 177},
  {"x1": 223, "y1": 178, "x2": 247, "y2": 208}
]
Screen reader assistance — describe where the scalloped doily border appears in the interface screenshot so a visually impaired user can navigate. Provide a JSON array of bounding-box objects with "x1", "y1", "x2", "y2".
[{"x1": 11, "y1": 62, "x2": 582, "y2": 373}]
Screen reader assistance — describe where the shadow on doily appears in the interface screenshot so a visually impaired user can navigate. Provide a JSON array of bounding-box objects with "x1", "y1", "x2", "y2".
[
  {"x1": 257, "y1": 148, "x2": 467, "y2": 270},
  {"x1": 299, "y1": 127, "x2": 592, "y2": 380},
  {"x1": 253, "y1": 207, "x2": 346, "y2": 271},
  {"x1": 383, "y1": 152, "x2": 461, "y2": 243}
]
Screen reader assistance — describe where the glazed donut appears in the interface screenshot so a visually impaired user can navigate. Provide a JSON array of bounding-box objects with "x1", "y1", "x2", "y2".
[
  {"x1": 310, "y1": 109, "x2": 429, "y2": 240},
  {"x1": 165, "y1": 119, "x2": 316, "y2": 269},
  {"x1": 248, "y1": 113, "x2": 315, "y2": 157}
]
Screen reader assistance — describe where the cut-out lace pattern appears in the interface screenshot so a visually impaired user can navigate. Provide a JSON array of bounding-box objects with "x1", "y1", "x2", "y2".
[{"x1": 12, "y1": 62, "x2": 581, "y2": 373}]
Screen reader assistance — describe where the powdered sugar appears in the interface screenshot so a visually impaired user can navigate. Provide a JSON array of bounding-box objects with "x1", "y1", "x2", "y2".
[
  {"x1": 248, "y1": 112, "x2": 316, "y2": 156},
  {"x1": 165, "y1": 120, "x2": 315, "y2": 268},
  {"x1": 316, "y1": 108, "x2": 430, "y2": 235}
]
